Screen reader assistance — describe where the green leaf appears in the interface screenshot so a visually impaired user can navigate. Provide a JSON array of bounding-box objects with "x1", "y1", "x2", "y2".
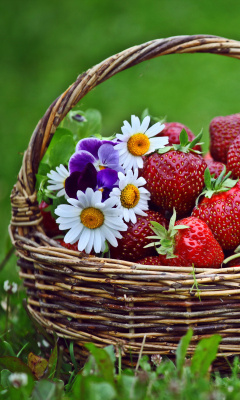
[
  {"x1": 141, "y1": 108, "x2": 150, "y2": 121},
  {"x1": 116, "y1": 374, "x2": 139, "y2": 400},
  {"x1": 47, "y1": 343, "x2": 58, "y2": 379},
  {"x1": 190, "y1": 334, "x2": 222, "y2": 377},
  {"x1": 0, "y1": 357, "x2": 36, "y2": 380},
  {"x1": 179, "y1": 129, "x2": 189, "y2": 146},
  {"x1": 76, "y1": 109, "x2": 102, "y2": 141},
  {"x1": 176, "y1": 329, "x2": 193, "y2": 376},
  {"x1": 149, "y1": 221, "x2": 169, "y2": 238},
  {"x1": 81, "y1": 376, "x2": 116, "y2": 400},
  {"x1": 84, "y1": 343, "x2": 115, "y2": 384},
  {"x1": 104, "y1": 345, "x2": 116, "y2": 365},
  {"x1": 49, "y1": 134, "x2": 75, "y2": 167},
  {"x1": 189, "y1": 130, "x2": 203, "y2": 150},
  {"x1": 69, "y1": 342, "x2": 78, "y2": 371},
  {"x1": 204, "y1": 167, "x2": 212, "y2": 188},
  {"x1": 41, "y1": 127, "x2": 74, "y2": 165},
  {"x1": 37, "y1": 162, "x2": 51, "y2": 176},
  {"x1": 31, "y1": 380, "x2": 64, "y2": 400},
  {"x1": 1, "y1": 341, "x2": 16, "y2": 357},
  {"x1": 0, "y1": 370, "x2": 11, "y2": 389},
  {"x1": 168, "y1": 208, "x2": 177, "y2": 232}
]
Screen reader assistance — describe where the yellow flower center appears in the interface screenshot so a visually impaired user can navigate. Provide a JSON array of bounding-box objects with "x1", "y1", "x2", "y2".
[
  {"x1": 99, "y1": 165, "x2": 106, "y2": 170},
  {"x1": 80, "y1": 207, "x2": 104, "y2": 229},
  {"x1": 120, "y1": 184, "x2": 140, "y2": 209},
  {"x1": 127, "y1": 133, "x2": 150, "y2": 156}
]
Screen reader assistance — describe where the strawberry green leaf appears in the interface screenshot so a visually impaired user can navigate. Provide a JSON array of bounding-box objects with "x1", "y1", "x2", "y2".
[
  {"x1": 204, "y1": 167, "x2": 212, "y2": 188},
  {"x1": 179, "y1": 129, "x2": 189, "y2": 146},
  {"x1": 145, "y1": 209, "x2": 189, "y2": 258},
  {"x1": 149, "y1": 221, "x2": 169, "y2": 238},
  {"x1": 200, "y1": 166, "x2": 238, "y2": 201},
  {"x1": 157, "y1": 146, "x2": 173, "y2": 154},
  {"x1": 188, "y1": 130, "x2": 203, "y2": 150},
  {"x1": 169, "y1": 208, "x2": 177, "y2": 231}
]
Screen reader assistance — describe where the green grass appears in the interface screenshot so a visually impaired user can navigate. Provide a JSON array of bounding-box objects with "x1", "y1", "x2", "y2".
[{"x1": 1, "y1": 294, "x2": 240, "y2": 400}]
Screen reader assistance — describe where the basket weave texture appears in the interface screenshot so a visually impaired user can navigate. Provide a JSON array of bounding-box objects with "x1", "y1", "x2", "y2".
[{"x1": 9, "y1": 34, "x2": 240, "y2": 369}]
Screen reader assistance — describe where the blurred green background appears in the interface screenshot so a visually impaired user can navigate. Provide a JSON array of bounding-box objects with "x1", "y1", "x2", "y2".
[{"x1": 1, "y1": 0, "x2": 240, "y2": 284}]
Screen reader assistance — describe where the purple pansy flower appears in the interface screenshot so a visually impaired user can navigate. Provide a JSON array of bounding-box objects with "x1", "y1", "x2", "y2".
[
  {"x1": 69, "y1": 138, "x2": 124, "y2": 174},
  {"x1": 65, "y1": 163, "x2": 118, "y2": 201}
]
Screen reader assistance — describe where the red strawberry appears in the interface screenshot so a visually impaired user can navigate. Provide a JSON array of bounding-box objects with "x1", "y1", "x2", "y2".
[
  {"x1": 227, "y1": 134, "x2": 240, "y2": 179},
  {"x1": 157, "y1": 122, "x2": 202, "y2": 152},
  {"x1": 39, "y1": 201, "x2": 61, "y2": 237},
  {"x1": 209, "y1": 113, "x2": 240, "y2": 163},
  {"x1": 192, "y1": 167, "x2": 240, "y2": 251},
  {"x1": 138, "y1": 254, "x2": 187, "y2": 266},
  {"x1": 57, "y1": 239, "x2": 79, "y2": 251},
  {"x1": 205, "y1": 159, "x2": 226, "y2": 178},
  {"x1": 203, "y1": 152, "x2": 213, "y2": 161},
  {"x1": 144, "y1": 209, "x2": 224, "y2": 268},
  {"x1": 56, "y1": 239, "x2": 94, "y2": 255},
  {"x1": 110, "y1": 210, "x2": 168, "y2": 262},
  {"x1": 141, "y1": 131, "x2": 207, "y2": 217}
]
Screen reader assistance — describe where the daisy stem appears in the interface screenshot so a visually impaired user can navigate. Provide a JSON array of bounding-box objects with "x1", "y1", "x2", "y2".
[{"x1": 4, "y1": 292, "x2": 10, "y2": 338}]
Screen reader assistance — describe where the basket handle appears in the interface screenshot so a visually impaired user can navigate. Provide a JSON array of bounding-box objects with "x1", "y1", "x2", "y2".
[{"x1": 17, "y1": 34, "x2": 240, "y2": 196}]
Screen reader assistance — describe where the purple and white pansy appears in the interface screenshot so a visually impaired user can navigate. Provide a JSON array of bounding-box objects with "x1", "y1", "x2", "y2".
[
  {"x1": 45, "y1": 114, "x2": 168, "y2": 254},
  {"x1": 69, "y1": 137, "x2": 124, "y2": 173}
]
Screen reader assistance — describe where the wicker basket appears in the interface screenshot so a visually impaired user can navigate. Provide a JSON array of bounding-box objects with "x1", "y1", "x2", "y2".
[{"x1": 9, "y1": 34, "x2": 240, "y2": 371}]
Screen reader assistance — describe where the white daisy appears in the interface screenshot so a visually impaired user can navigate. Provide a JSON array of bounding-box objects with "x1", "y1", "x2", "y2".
[
  {"x1": 47, "y1": 164, "x2": 69, "y2": 198},
  {"x1": 55, "y1": 187, "x2": 127, "y2": 254},
  {"x1": 110, "y1": 169, "x2": 150, "y2": 224},
  {"x1": 114, "y1": 115, "x2": 168, "y2": 171}
]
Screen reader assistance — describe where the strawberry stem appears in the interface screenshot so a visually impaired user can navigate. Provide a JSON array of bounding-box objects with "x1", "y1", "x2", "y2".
[
  {"x1": 158, "y1": 129, "x2": 203, "y2": 155},
  {"x1": 145, "y1": 208, "x2": 189, "y2": 258},
  {"x1": 195, "y1": 166, "x2": 238, "y2": 206}
]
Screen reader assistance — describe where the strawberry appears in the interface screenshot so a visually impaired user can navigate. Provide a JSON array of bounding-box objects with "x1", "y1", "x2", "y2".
[
  {"x1": 227, "y1": 134, "x2": 240, "y2": 179},
  {"x1": 209, "y1": 113, "x2": 240, "y2": 163},
  {"x1": 203, "y1": 152, "x2": 213, "y2": 161},
  {"x1": 39, "y1": 201, "x2": 61, "y2": 237},
  {"x1": 56, "y1": 239, "x2": 94, "y2": 255},
  {"x1": 141, "y1": 131, "x2": 207, "y2": 218},
  {"x1": 138, "y1": 254, "x2": 187, "y2": 266},
  {"x1": 57, "y1": 239, "x2": 79, "y2": 251},
  {"x1": 110, "y1": 210, "x2": 168, "y2": 262},
  {"x1": 157, "y1": 122, "x2": 202, "y2": 152},
  {"x1": 205, "y1": 159, "x2": 226, "y2": 178},
  {"x1": 192, "y1": 167, "x2": 240, "y2": 251},
  {"x1": 144, "y1": 209, "x2": 224, "y2": 268}
]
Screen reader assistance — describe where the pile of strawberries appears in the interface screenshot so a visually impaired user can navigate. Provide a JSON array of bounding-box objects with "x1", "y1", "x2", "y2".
[{"x1": 40, "y1": 114, "x2": 240, "y2": 269}]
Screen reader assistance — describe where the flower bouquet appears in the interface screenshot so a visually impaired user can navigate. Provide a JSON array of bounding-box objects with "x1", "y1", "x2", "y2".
[{"x1": 38, "y1": 111, "x2": 170, "y2": 256}]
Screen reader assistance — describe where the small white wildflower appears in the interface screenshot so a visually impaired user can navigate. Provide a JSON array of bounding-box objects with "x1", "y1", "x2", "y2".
[
  {"x1": 3, "y1": 281, "x2": 18, "y2": 294},
  {"x1": 9, "y1": 372, "x2": 28, "y2": 388},
  {"x1": 3, "y1": 280, "x2": 11, "y2": 292}
]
